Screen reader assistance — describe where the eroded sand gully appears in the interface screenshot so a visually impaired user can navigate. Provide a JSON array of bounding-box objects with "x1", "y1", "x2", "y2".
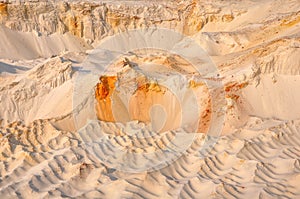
[{"x1": 0, "y1": 0, "x2": 300, "y2": 198}]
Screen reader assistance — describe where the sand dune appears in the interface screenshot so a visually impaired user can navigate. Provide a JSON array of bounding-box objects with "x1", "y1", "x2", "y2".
[
  {"x1": 0, "y1": 0, "x2": 300, "y2": 198},
  {"x1": 0, "y1": 25, "x2": 90, "y2": 60},
  {"x1": 1, "y1": 119, "x2": 300, "y2": 198}
]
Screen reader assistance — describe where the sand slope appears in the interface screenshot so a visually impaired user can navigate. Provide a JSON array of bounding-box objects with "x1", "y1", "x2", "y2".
[{"x1": 0, "y1": 0, "x2": 300, "y2": 198}]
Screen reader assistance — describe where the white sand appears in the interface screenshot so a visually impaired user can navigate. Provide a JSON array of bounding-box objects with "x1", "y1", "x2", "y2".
[{"x1": 0, "y1": 0, "x2": 300, "y2": 198}]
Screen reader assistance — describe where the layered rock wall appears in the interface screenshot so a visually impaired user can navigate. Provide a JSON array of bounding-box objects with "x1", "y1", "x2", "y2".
[{"x1": 0, "y1": 0, "x2": 237, "y2": 43}]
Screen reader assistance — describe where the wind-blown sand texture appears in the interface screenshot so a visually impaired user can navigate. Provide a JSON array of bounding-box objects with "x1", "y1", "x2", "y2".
[{"x1": 0, "y1": 0, "x2": 300, "y2": 198}]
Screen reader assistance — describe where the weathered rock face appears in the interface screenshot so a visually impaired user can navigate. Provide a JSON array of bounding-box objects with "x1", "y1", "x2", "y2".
[
  {"x1": 94, "y1": 54, "x2": 213, "y2": 134},
  {"x1": 0, "y1": 0, "x2": 237, "y2": 43},
  {"x1": 0, "y1": 2, "x2": 8, "y2": 16},
  {"x1": 95, "y1": 75, "x2": 117, "y2": 122}
]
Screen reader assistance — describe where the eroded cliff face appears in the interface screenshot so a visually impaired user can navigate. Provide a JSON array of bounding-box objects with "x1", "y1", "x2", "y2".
[
  {"x1": 0, "y1": 57, "x2": 74, "y2": 124},
  {"x1": 94, "y1": 53, "x2": 213, "y2": 134},
  {"x1": 1, "y1": 0, "x2": 300, "y2": 198},
  {"x1": 0, "y1": 0, "x2": 238, "y2": 43}
]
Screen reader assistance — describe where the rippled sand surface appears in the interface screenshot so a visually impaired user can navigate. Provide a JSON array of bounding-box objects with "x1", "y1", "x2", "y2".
[{"x1": 0, "y1": 0, "x2": 300, "y2": 198}]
